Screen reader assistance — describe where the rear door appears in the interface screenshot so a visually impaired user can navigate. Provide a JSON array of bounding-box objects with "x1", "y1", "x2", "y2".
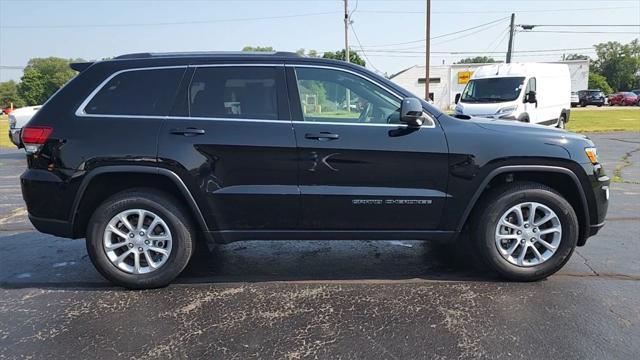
[
  {"x1": 158, "y1": 64, "x2": 299, "y2": 232},
  {"x1": 287, "y1": 65, "x2": 449, "y2": 231}
]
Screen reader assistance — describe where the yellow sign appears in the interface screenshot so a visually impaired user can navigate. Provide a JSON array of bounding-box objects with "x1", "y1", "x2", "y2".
[{"x1": 458, "y1": 71, "x2": 473, "y2": 84}]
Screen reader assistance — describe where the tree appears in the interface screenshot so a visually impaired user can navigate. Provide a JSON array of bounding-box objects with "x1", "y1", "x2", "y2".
[
  {"x1": 322, "y1": 50, "x2": 365, "y2": 66},
  {"x1": 295, "y1": 48, "x2": 320, "y2": 57},
  {"x1": 564, "y1": 54, "x2": 590, "y2": 61},
  {"x1": 242, "y1": 46, "x2": 275, "y2": 52},
  {"x1": 0, "y1": 80, "x2": 25, "y2": 108},
  {"x1": 455, "y1": 56, "x2": 498, "y2": 64},
  {"x1": 17, "y1": 57, "x2": 79, "y2": 105},
  {"x1": 592, "y1": 40, "x2": 640, "y2": 91},
  {"x1": 588, "y1": 73, "x2": 613, "y2": 95}
]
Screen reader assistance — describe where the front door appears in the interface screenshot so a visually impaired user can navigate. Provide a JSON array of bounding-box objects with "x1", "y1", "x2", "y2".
[
  {"x1": 158, "y1": 64, "x2": 299, "y2": 232},
  {"x1": 523, "y1": 77, "x2": 538, "y2": 123},
  {"x1": 287, "y1": 66, "x2": 449, "y2": 231}
]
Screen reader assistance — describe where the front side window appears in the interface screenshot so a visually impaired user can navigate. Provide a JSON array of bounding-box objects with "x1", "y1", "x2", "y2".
[
  {"x1": 189, "y1": 67, "x2": 279, "y2": 120},
  {"x1": 294, "y1": 67, "x2": 401, "y2": 124},
  {"x1": 84, "y1": 68, "x2": 184, "y2": 116},
  {"x1": 461, "y1": 77, "x2": 525, "y2": 103}
]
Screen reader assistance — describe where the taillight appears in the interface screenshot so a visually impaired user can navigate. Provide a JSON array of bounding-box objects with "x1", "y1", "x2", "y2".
[{"x1": 21, "y1": 126, "x2": 53, "y2": 154}]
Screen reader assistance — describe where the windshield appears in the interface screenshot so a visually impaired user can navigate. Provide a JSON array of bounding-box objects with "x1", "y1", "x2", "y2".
[{"x1": 460, "y1": 77, "x2": 525, "y2": 102}]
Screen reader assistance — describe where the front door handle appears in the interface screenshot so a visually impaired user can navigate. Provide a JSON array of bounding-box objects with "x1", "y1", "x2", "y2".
[
  {"x1": 305, "y1": 132, "x2": 339, "y2": 141},
  {"x1": 170, "y1": 128, "x2": 206, "y2": 136}
]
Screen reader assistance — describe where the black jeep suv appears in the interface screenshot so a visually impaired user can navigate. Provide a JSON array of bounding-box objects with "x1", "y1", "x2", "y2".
[
  {"x1": 20, "y1": 52, "x2": 609, "y2": 288},
  {"x1": 577, "y1": 89, "x2": 606, "y2": 107}
]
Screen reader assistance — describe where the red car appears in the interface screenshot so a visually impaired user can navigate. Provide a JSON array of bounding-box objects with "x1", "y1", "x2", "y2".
[{"x1": 608, "y1": 92, "x2": 639, "y2": 106}]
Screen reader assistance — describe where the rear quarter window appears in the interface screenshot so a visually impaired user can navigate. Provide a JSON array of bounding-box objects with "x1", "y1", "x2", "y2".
[{"x1": 83, "y1": 68, "x2": 185, "y2": 116}]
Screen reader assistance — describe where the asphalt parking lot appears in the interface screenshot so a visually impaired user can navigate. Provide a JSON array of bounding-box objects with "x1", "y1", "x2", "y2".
[{"x1": 0, "y1": 132, "x2": 638, "y2": 359}]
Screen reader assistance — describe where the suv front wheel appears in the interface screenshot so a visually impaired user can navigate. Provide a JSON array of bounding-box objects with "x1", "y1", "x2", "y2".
[
  {"x1": 472, "y1": 182, "x2": 578, "y2": 281},
  {"x1": 86, "y1": 189, "x2": 195, "y2": 289}
]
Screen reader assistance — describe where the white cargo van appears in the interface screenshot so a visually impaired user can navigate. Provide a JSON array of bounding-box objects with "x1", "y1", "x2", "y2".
[{"x1": 454, "y1": 63, "x2": 571, "y2": 128}]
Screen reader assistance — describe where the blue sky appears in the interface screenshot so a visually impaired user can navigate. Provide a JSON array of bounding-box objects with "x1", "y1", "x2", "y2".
[{"x1": 1, "y1": 0, "x2": 639, "y2": 81}]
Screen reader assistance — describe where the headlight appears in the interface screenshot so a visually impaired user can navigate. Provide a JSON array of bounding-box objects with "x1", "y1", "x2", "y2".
[
  {"x1": 585, "y1": 147, "x2": 599, "y2": 164},
  {"x1": 496, "y1": 105, "x2": 517, "y2": 115}
]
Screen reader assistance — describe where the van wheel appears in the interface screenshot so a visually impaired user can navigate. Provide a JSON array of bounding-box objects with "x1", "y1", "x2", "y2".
[
  {"x1": 471, "y1": 182, "x2": 578, "y2": 281},
  {"x1": 556, "y1": 114, "x2": 566, "y2": 129},
  {"x1": 86, "y1": 189, "x2": 195, "y2": 289}
]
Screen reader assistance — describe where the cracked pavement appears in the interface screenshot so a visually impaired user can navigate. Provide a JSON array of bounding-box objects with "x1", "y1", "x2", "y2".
[{"x1": 0, "y1": 132, "x2": 639, "y2": 359}]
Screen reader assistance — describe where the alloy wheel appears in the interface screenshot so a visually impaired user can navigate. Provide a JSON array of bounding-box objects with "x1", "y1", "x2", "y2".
[
  {"x1": 103, "y1": 209, "x2": 173, "y2": 274},
  {"x1": 494, "y1": 202, "x2": 562, "y2": 267}
]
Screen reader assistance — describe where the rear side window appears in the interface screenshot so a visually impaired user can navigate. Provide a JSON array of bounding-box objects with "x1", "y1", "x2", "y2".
[
  {"x1": 189, "y1": 67, "x2": 279, "y2": 120},
  {"x1": 83, "y1": 68, "x2": 184, "y2": 116}
]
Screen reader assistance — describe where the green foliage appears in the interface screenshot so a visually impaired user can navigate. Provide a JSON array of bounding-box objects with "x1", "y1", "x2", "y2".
[
  {"x1": 564, "y1": 54, "x2": 590, "y2": 61},
  {"x1": 241, "y1": 46, "x2": 275, "y2": 52},
  {"x1": 322, "y1": 50, "x2": 365, "y2": 66},
  {"x1": 592, "y1": 39, "x2": 640, "y2": 91},
  {"x1": 588, "y1": 73, "x2": 613, "y2": 95},
  {"x1": 0, "y1": 80, "x2": 25, "y2": 108},
  {"x1": 17, "y1": 57, "x2": 79, "y2": 105},
  {"x1": 295, "y1": 49, "x2": 320, "y2": 57},
  {"x1": 455, "y1": 56, "x2": 498, "y2": 64}
]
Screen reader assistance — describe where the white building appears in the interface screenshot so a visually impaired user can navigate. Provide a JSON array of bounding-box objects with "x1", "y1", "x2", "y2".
[{"x1": 390, "y1": 60, "x2": 589, "y2": 110}]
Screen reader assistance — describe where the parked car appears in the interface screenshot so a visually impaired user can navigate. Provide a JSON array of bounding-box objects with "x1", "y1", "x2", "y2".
[
  {"x1": 7, "y1": 105, "x2": 41, "y2": 147},
  {"x1": 577, "y1": 89, "x2": 605, "y2": 107},
  {"x1": 632, "y1": 89, "x2": 640, "y2": 105},
  {"x1": 2, "y1": 107, "x2": 13, "y2": 115},
  {"x1": 20, "y1": 52, "x2": 609, "y2": 289},
  {"x1": 454, "y1": 63, "x2": 571, "y2": 129},
  {"x1": 570, "y1": 92, "x2": 579, "y2": 107},
  {"x1": 608, "y1": 92, "x2": 638, "y2": 106}
]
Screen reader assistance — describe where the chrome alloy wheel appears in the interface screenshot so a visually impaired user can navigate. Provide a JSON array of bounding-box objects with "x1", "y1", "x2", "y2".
[
  {"x1": 495, "y1": 202, "x2": 562, "y2": 267},
  {"x1": 103, "y1": 209, "x2": 172, "y2": 274}
]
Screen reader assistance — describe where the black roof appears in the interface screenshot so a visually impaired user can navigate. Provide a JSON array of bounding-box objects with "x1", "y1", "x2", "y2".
[{"x1": 114, "y1": 51, "x2": 301, "y2": 60}]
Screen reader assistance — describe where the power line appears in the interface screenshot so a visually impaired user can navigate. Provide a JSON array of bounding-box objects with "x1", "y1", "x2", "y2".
[
  {"x1": 359, "y1": 16, "x2": 509, "y2": 48},
  {"x1": 0, "y1": 11, "x2": 341, "y2": 29},
  {"x1": 357, "y1": 47, "x2": 595, "y2": 54},
  {"x1": 520, "y1": 30, "x2": 640, "y2": 34},
  {"x1": 359, "y1": 6, "x2": 635, "y2": 14},
  {"x1": 519, "y1": 24, "x2": 640, "y2": 27}
]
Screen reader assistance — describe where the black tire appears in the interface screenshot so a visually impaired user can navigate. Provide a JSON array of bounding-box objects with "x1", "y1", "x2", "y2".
[
  {"x1": 86, "y1": 188, "x2": 196, "y2": 289},
  {"x1": 471, "y1": 182, "x2": 578, "y2": 281},
  {"x1": 580, "y1": 101, "x2": 586, "y2": 107},
  {"x1": 556, "y1": 114, "x2": 566, "y2": 129}
]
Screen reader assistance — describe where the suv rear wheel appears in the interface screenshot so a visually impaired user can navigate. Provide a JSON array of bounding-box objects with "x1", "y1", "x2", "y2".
[
  {"x1": 472, "y1": 182, "x2": 578, "y2": 281},
  {"x1": 86, "y1": 189, "x2": 195, "y2": 289}
]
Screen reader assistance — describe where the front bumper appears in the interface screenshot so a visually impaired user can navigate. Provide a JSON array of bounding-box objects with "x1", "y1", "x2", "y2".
[{"x1": 9, "y1": 128, "x2": 21, "y2": 147}]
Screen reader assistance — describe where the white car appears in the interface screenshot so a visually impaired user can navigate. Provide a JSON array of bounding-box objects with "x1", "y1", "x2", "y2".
[{"x1": 8, "y1": 105, "x2": 41, "y2": 147}]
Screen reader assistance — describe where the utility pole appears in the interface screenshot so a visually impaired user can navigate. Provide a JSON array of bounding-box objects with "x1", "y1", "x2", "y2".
[
  {"x1": 344, "y1": 0, "x2": 350, "y2": 64},
  {"x1": 344, "y1": 0, "x2": 351, "y2": 111},
  {"x1": 424, "y1": 0, "x2": 431, "y2": 101},
  {"x1": 506, "y1": 13, "x2": 515, "y2": 63}
]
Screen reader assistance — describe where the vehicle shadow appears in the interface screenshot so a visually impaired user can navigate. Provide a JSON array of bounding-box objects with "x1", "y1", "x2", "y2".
[{"x1": 0, "y1": 231, "x2": 499, "y2": 290}]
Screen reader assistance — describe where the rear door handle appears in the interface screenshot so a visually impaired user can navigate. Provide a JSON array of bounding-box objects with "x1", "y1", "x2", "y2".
[
  {"x1": 305, "y1": 132, "x2": 339, "y2": 141},
  {"x1": 170, "y1": 128, "x2": 206, "y2": 136}
]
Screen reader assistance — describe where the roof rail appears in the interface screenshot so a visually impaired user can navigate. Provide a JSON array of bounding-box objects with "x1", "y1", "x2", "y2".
[{"x1": 114, "y1": 51, "x2": 301, "y2": 60}]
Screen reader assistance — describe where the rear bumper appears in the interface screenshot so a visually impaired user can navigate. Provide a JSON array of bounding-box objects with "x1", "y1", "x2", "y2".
[{"x1": 28, "y1": 215, "x2": 74, "y2": 238}]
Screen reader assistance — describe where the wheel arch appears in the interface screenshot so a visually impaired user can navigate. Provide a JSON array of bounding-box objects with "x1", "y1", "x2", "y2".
[
  {"x1": 70, "y1": 166, "x2": 210, "y2": 240},
  {"x1": 457, "y1": 165, "x2": 591, "y2": 246}
]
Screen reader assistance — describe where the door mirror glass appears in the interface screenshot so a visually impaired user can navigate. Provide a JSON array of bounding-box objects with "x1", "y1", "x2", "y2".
[
  {"x1": 526, "y1": 90, "x2": 537, "y2": 103},
  {"x1": 400, "y1": 98, "x2": 425, "y2": 126}
]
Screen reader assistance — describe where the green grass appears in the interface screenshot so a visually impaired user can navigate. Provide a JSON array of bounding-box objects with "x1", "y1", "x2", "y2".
[
  {"x1": 0, "y1": 115, "x2": 12, "y2": 149},
  {"x1": 568, "y1": 109, "x2": 640, "y2": 132}
]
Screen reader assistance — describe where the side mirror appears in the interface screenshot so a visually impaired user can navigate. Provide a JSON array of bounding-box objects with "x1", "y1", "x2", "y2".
[
  {"x1": 526, "y1": 90, "x2": 537, "y2": 103},
  {"x1": 454, "y1": 93, "x2": 461, "y2": 104},
  {"x1": 400, "y1": 97, "x2": 426, "y2": 126}
]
